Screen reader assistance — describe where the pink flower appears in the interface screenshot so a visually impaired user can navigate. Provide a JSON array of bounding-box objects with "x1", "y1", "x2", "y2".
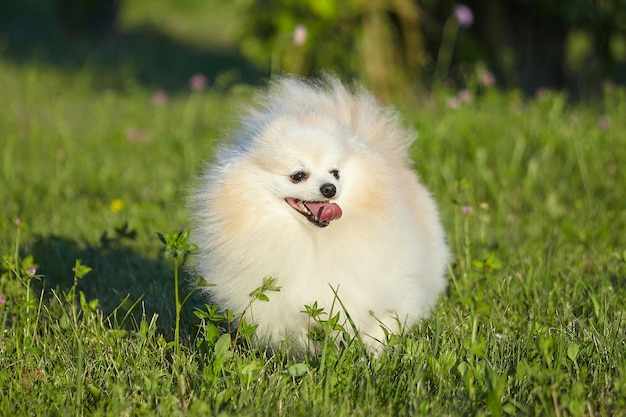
[
  {"x1": 15, "y1": 218, "x2": 22, "y2": 227},
  {"x1": 0, "y1": 293, "x2": 6, "y2": 306},
  {"x1": 460, "y1": 205, "x2": 473, "y2": 215},
  {"x1": 479, "y1": 70, "x2": 495, "y2": 87},
  {"x1": 152, "y1": 90, "x2": 168, "y2": 106},
  {"x1": 189, "y1": 73, "x2": 207, "y2": 91},
  {"x1": 126, "y1": 127, "x2": 150, "y2": 143},
  {"x1": 597, "y1": 115, "x2": 610, "y2": 130},
  {"x1": 26, "y1": 267, "x2": 37, "y2": 276},
  {"x1": 458, "y1": 89, "x2": 472, "y2": 103},
  {"x1": 453, "y1": 4, "x2": 474, "y2": 29},
  {"x1": 446, "y1": 97, "x2": 460, "y2": 109},
  {"x1": 292, "y1": 24, "x2": 308, "y2": 46}
]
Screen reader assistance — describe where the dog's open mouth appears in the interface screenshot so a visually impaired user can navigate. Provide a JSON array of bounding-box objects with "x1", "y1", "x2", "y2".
[{"x1": 285, "y1": 198, "x2": 342, "y2": 227}]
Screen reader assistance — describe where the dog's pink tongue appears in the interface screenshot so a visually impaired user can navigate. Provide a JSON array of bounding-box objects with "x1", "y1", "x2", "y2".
[
  {"x1": 319, "y1": 203, "x2": 342, "y2": 222},
  {"x1": 306, "y1": 202, "x2": 342, "y2": 222}
]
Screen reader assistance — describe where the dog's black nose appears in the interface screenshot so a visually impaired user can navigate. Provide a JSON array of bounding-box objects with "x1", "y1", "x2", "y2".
[{"x1": 320, "y1": 183, "x2": 336, "y2": 198}]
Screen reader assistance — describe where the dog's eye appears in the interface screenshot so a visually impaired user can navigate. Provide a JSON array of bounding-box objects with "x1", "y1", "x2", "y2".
[
  {"x1": 330, "y1": 169, "x2": 340, "y2": 180},
  {"x1": 290, "y1": 171, "x2": 309, "y2": 183}
]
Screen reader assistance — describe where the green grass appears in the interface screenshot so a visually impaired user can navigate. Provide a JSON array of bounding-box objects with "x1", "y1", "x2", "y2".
[{"x1": 2, "y1": 4, "x2": 626, "y2": 415}]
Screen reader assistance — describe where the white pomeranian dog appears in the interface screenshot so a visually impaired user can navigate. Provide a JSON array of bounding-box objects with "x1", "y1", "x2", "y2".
[{"x1": 190, "y1": 76, "x2": 448, "y2": 353}]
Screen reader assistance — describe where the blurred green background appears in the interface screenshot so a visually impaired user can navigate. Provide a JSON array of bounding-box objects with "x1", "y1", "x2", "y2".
[{"x1": 2, "y1": 0, "x2": 625, "y2": 99}]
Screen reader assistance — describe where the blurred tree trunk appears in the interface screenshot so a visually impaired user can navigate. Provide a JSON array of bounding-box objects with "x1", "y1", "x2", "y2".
[
  {"x1": 361, "y1": 0, "x2": 426, "y2": 99},
  {"x1": 469, "y1": 0, "x2": 567, "y2": 92}
]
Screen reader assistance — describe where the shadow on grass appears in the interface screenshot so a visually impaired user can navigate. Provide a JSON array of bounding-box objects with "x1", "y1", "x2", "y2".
[
  {"x1": 0, "y1": 0, "x2": 265, "y2": 91},
  {"x1": 30, "y1": 234, "x2": 207, "y2": 340}
]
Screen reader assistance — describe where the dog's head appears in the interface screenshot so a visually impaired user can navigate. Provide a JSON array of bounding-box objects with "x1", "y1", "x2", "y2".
[
  {"x1": 283, "y1": 167, "x2": 343, "y2": 228},
  {"x1": 246, "y1": 115, "x2": 349, "y2": 227}
]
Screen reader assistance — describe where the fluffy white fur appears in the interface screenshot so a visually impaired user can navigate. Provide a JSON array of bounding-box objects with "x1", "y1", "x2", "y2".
[{"x1": 190, "y1": 76, "x2": 448, "y2": 352}]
